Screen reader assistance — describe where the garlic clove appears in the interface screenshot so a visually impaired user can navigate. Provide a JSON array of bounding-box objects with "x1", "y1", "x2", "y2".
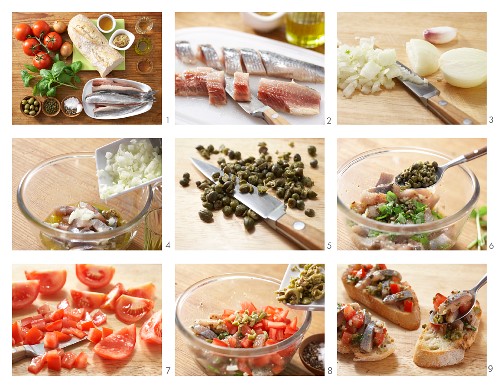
[{"x1": 423, "y1": 26, "x2": 458, "y2": 44}]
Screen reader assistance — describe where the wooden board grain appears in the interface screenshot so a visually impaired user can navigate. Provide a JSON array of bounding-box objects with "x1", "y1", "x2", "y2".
[
  {"x1": 337, "y1": 12, "x2": 486, "y2": 125},
  {"x1": 175, "y1": 138, "x2": 325, "y2": 250},
  {"x1": 175, "y1": 264, "x2": 325, "y2": 376},
  {"x1": 12, "y1": 264, "x2": 162, "y2": 376},
  {"x1": 337, "y1": 138, "x2": 487, "y2": 250},
  {"x1": 12, "y1": 12, "x2": 162, "y2": 125},
  {"x1": 337, "y1": 264, "x2": 487, "y2": 376}
]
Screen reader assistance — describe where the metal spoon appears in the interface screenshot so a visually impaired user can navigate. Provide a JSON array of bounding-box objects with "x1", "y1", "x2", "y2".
[
  {"x1": 430, "y1": 273, "x2": 487, "y2": 325},
  {"x1": 277, "y1": 264, "x2": 325, "y2": 311}
]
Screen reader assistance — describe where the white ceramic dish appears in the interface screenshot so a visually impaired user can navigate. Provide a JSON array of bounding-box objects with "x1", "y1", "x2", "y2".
[
  {"x1": 82, "y1": 78, "x2": 153, "y2": 120},
  {"x1": 278, "y1": 264, "x2": 325, "y2": 311},
  {"x1": 175, "y1": 27, "x2": 325, "y2": 125},
  {"x1": 97, "y1": 14, "x2": 116, "y2": 34},
  {"x1": 240, "y1": 12, "x2": 285, "y2": 33},
  {"x1": 109, "y1": 29, "x2": 135, "y2": 51}
]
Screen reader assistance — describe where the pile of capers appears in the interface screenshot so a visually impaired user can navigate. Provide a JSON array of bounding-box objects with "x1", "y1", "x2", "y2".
[
  {"x1": 396, "y1": 161, "x2": 438, "y2": 189},
  {"x1": 21, "y1": 97, "x2": 39, "y2": 116}
]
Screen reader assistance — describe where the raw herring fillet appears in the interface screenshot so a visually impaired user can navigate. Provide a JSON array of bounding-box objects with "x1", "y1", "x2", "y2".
[
  {"x1": 92, "y1": 79, "x2": 145, "y2": 95},
  {"x1": 93, "y1": 103, "x2": 148, "y2": 118},
  {"x1": 175, "y1": 40, "x2": 197, "y2": 64},
  {"x1": 233, "y1": 72, "x2": 251, "y2": 102},
  {"x1": 206, "y1": 71, "x2": 227, "y2": 105},
  {"x1": 175, "y1": 67, "x2": 215, "y2": 96},
  {"x1": 197, "y1": 44, "x2": 223, "y2": 70},
  {"x1": 222, "y1": 47, "x2": 243, "y2": 75},
  {"x1": 240, "y1": 48, "x2": 266, "y2": 75},
  {"x1": 257, "y1": 79, "x2": 320, "y2": 116},
  {"x1": 259, "y1": 50, "x2": 325, "y2": 83}
]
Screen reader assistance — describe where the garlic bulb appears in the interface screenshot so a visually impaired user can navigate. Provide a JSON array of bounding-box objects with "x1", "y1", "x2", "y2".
[{"x1": 423, "y1": 26, "x2": 457, "y2": 44}]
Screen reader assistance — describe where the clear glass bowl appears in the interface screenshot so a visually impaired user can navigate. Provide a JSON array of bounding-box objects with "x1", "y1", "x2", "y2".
[
  {"x1": 176, "y1": 273, "x2": 312, "y2": 376},
  {"x1": 17, "y1": 152, "x2": 153, "y2": 250},
  {"x1": 337, "y1": 147, "x2": 480, "y2": 250}
]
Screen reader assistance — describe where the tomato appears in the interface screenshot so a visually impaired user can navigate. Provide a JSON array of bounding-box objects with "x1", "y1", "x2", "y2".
[
  {"x1": 28, "y1": 354, "x2": 46, "y2": 374},
  {"x1": 140, "y1": 310, "x2": 162, "y2": 344},
  {"x1": 61, "y1": 327, "x2": 86, "y2": 339},
  {"x1": 61, "y1": 352, "x2": 77, "y2": 369},
  {"x1": 12, "y1": 280, "x2": 40, "y2": 310},
  {"x1": 38, "y1": 303, "x2": 52, "y2": 315},
  {"x1": 76, "y1": 264, "x2": 115, "y2": 289},
  {"x1": 94, "y1": 324, "x2": 136, "y2": 360},
  {"x1": 373, "y1": 329, "x2": 386, "y2": 347},
  {"x1": 74, "y1": 352, "x2": 88, "y2": 369},
  {"x1": 70, "y1": 289, "x2": 106, "y2": 309},
  {"x1": 14, "y1": 23, "x2": 33, "y2": 41},
  {"x1": 377, "y1": 264, "x2": 387, "y2": 270},
  {"x1": 212, "y1": 338, "x2": 228, "y2": 347},
  {"x1": 25, "y1": 270, "x2": 67, "y2": 295},
  {"x1": 25, "y1": 327, "x2": 44, "y2": 345},
  {"x1": 57, "y1": 298, "x2": 70, "y2": 310},
  {"x1": 22, "y1": 38, "x2": 41, "y2": 56},
  {"x1": 343, "y1": 304, "x2": 356, "y2": 321},
  {"x1": 115, "y1": 295, "x2": 154, "y2": 324},
  {"x1": 433, "y1": 293, "x2": 448, "y2": 311},
  {"x1": 33, "y1": 51, "x2": 52, "y2": 70},
  {"x1": 341, "y1": 331, "x2": 353, "y2": 345},
  {"x1": 126, "y1": 282, "x2": 156, "y2": 300},
  {"x1": 32, "y1": 20, "x2": 50, "y2": 38},
  {"x1": 102, "y1": 282, "x2": 125, "y2": 310},
  {"x1": 458, "y1": 300, "x2": 472, "y2": 316},
  {"x1": 77, "y1": 320, "x2": 96, "y2": 331},
  {"x1": 404, "y1": 299, "x2": 414, "y2": 313},
  {"x1": 390, "y1": 283, "x2": 401, "y2": 294},
  {"x1": 350, "y1": 312, "x2": 365, "y2": 329},
  {"x1": 55, "y1": 331, "x2": 71, "y2": 342},
  {"x1": 102, "y1": 327, "x2": 113, "y2": 338},
  {"x1": 45, "y1": 319, "x2": 63, "y2": 332},
  {"x1": 90, "y1": 309, "x2": 107, "y2": 326},
  {"x1": 240, "y1": 301, "x2": 257, "y2": 313},
  {"x1": 44, "y1": 332, "x2": 59, "y2": 349},
  {"x1": 12, "y1": 321, "x2": 23, "y2": 345},
  {"x1": 43, "y1": 31, "x2": 62, "y2": 51},
  {"x1": 88, "y1": 327, "x2": 103, "y2": 344},
  {"x1": 46, "y1": 349, "x2": 61, "y2": 371}
]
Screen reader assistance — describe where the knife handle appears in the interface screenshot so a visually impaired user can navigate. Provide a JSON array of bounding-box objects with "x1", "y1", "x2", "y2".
[
  {"x1": 275, "y1": 213, "x2": 324, "y2": 250},
  {"x1": 427, "y1": 95, "x2": 480, "y2": 125},
  {"x1": 12, "y1": 346, "x2": 28, "y2": 363},
  {"x1": 262, "y1": 107, "x2": 290, "y2": 125}
]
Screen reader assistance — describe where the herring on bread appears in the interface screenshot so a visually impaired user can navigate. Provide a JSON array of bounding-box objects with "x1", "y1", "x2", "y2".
[
  {"x1": 342, "y1": 264, "x2": 421, "y2": 330},
  {"x1": 337, "y1": 302, "x2": 395, "y2": 361},
  {"x1": 413, "y1": 291, "x2": 482, "y2": 368}
]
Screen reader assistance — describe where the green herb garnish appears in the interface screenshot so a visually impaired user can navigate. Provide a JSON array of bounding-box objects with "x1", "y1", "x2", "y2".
[
  {"x1": 375, "y1": 190, "x2": 428, "y2": 224},
  {"x1": 467, "y1": 206, "x2": 487, "y2": 250}
]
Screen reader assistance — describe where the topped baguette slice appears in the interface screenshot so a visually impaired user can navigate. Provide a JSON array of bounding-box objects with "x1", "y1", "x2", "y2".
[
  {"x1": 68, "y1": 14, "x2": 124, "y2": 77},
  {"x1": 342, "y1": 264, "x2": 421, "y2": 330}
]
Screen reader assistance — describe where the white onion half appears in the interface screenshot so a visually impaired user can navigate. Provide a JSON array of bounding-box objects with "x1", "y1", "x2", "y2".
[
  {"x1": 406, "y1": 39, "x2": 440, "y2": 77},
  {"x1": 439, "y1": 48, "x2": 487, "y2": 88}
]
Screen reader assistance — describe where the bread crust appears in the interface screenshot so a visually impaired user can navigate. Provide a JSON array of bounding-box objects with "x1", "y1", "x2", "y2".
[
  {"x1": 337, "y1": 337, "x2": 396, "y2": 362},
  {"x1": 342, "y1": 268, "x2": 421, "y2": 330}
]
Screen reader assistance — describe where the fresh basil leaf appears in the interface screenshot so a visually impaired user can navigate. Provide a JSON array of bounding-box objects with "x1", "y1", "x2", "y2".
[
  {"x1": 24, "y1": 64, "x2": 39, "y2": 73},
  {"x1": 39, "y1": 69, "x2": 53, "y2": 79},
  {"x1": 54, "y1": 53, "x2": 60, "y2": 62},
  {"x1": 70, "y1": 61, "x2": 82, "y2": 74},
  {"x1": 57, "y1": 72, "x2": 72, "y2": 85},
  {"x1": 47, "y1": 87, "x2": 57, "y2": 97},
  {"x1": 73, "y1": 75, "x2": 81, "y2": 83},
  {"x1": 21, "y1": 70, "x2": 34, "y2": 87},
  {"x1": 51, "y1": 61, "x2": 66, "y2": 77},
  {"x1": 386, "y1": 191, "x2": 397, "y2": 202}
]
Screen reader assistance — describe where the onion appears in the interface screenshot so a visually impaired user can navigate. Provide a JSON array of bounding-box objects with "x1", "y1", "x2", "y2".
[
  {"x1": 60, "y1": 41, "x2": 73, "y2": 58},
  {"x1": 406, "y1": 39, "x2": 440, "y2": 77},
  {"x1": 53, "y1": 20, "x2": 67, "y2": 34},
  {"x1": 439, "y1": 48, "x2": 487, "y2": 88},
  {"x1": 423, "y1": 26, "x2": 457, "y2": 45}
]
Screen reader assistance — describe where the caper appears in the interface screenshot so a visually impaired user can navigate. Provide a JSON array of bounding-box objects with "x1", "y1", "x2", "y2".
[
  {"x1": 202, "y1": 202, "x2": 214, "y2": 211},
  {"x1": 305, "y1": 208, "x2": 315, "y2": 217},
  {"x1": 310, "y1": 159, "x2": 318, "y2": 168},
  {"x1": 198, "y1": 209, "x2": 213, "y2": 223},
  {"x1": 307, "y1": 145, "x2": 317, "y2": 157},
  {"x1": 179, "y1": 179, "x2": 189, "y2": 187},
  {"x1": 243, "y1": 216, "x2": 255, "y2": 231},
  {"x1": 235, "y1": 204, "x2": 247, "y2": 217},
  {"x1": 307, "y1": 190, "x2": 318, "y2": 199},
  {"x1": 296, "y1": 199, "x2": 305, "y2": 210},
  {"x1": 293, "y1": 153, "x2": 301, "y2": 162},
  {"x1": 183, "y1": 172, "x2": 190, "y2": 180},
  {"x1": 239, "y1": 184, "x2": 250, "y2": 193},
  {"x1": 206, "y1": 191, "x2": 218, "y2": 203},
  {"x1": 287, "y1": 198, "x2": 297, "y2": 208},
  {"x1": 222, "y1": 205, "x2": 233, "y2": 216}
]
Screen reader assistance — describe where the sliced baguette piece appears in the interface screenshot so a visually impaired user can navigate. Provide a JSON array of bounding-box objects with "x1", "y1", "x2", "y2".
[
  {"x1": 413, "y1": 301, "x2": 482, "y2": 368},
  {"x1": 342, "y1": 267, "x2": 421, "y2": 330},
  {"x1": 338, "y1": 336, "x2": 396, "y2": 362}
]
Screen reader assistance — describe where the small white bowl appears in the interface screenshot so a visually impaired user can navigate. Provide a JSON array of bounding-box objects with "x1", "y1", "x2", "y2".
[
  {"x1": 97, "y1": 14, "x2": 116, "y2": 34},
  {"x1": 240, "y1": 12, "x2": 285, "y2": 33},
  {"x1": 109, "y1": 29, "x2": 135, "y2": 51}
]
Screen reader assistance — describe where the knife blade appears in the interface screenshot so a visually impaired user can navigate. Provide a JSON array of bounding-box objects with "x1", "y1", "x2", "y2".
[
  {"x1": 225, "y1": 76, "x2": 290, "y2": 125},
  {"x1": 396, "y1": 61, "x2": 479, "y2": 125},
  {"x1": 192, "y1": 157, "x2": 324, "y2": 250},
  {"x1": 12, "y1": 335, "x2": 87, "y2": 363}
]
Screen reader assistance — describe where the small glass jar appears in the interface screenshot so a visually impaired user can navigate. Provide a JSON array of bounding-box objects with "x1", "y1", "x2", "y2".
[
  {"x1": 137, "y1": 58, "x2": 153, "y2": 74},
  {"x1": 135, "y1": 37, "x2": 152, "y2": 55},
  {"x1": 135, "y1": 16, "x2": 154, "y2": 35}
]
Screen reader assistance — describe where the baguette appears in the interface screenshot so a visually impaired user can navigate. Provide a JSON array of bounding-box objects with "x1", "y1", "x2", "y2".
[
  {"x1": 342, "y1": 264, "x2": 421, "y2": 330},
  {"x1": 68, "y1": 14, "x2": 124, "y2": 77}
]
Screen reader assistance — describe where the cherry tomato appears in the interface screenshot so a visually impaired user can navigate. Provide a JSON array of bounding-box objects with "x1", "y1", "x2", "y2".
[
  {"x1": 70, "y1": 289, "x2": 106, "y2": 309},
  {"x1": 43, "y1": 32, "x2": 62, "y2": 51},
  {"x1": 25, "y1": 270, "x2": 66, "y2": 295},
  {"x1": 32, "y1": 20, "x2": 50, "y2": 38},
  {"x1": 94, "y1": 324, "x2": 136, "y2": 360},
  {"x1": 126, "y1": 282, "x2": 156, "y2": 300},
  {"x1": 76, "y1": 264, "x2": 115, "y2": 289},
  {"x1": 14, "y1": 23, "x2": 33, "y2": 41},
  {"x1": 140, "y1": 310, "x2": 162, "y2": 344},
  {"x1": 115, "y1": 295, "x2": 154, "y2": 324},
  {"x1": 32, "y1": 51, "x2": 52, "y2": 70},
  {"x1": 22, "y1": 38, "x2": 42, "y2": 56},
  {"x1": 12, "y1": 280, "x2": 40, "y2": 310}
]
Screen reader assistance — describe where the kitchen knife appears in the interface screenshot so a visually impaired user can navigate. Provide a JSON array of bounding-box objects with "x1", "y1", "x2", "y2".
[
  {"x1": 396, "y1": 61, "x2": 479, "y2": 125},
  {"x1": 12, "y1": 335, "x2": 87, "y2": 363},
  {"x1": 192, "y1": 158, "x2": 324, "y2": 250},
  {"x1": 225, "y1": 76, "x2": 289, "y2": 125}
]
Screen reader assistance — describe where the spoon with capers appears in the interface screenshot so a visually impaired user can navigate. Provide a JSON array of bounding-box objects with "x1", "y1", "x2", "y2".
[{"x1": 395, "y1": 146, "x2": 487, "y2": 189}]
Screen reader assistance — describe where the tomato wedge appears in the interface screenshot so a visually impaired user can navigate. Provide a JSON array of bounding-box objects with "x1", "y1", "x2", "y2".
[
  {"x1": 94, "y1": 324, "x2": 136, "y2": 360},
  {"x1": 46, "y1": 349, "x2": 62, "y2": 371},
  {"x1": 126, "y1": 282, "x2": 156, "y2": 300},
  {"x1": 28, "y1": 354, "x2": 46, "y2": 374},
  {"x1": 140, "y1": 310, "x2": 162, "y2": 344},
  {"x1": 74, "y1": 352, "x2": 88, "y2": 369},
  {"x1": 24, "y1": 327, "x2": 44, "y2": 345},
  {"x1": 25, "y1": 270, "x2": 67, "y2": 295},
  {"x1": 12, "y1": 280, "x2": 40, "y2": 310},
  {"x1": 115, "y1": 295, "x2": 154, "y2": 324},
  {"x1": 12, "y1": 321, "x2": 23, "y2": 345},
  {"x1": 70, "y1": 289, "x2": 106, "y2": 309},
  {"x1": 88, "y1": 327, "x2": 102, "y2": 344},
  {"x1": 90, "y1": 309, "x2": 107, "y2": 326},
  {"x1": 61, "y1": 352, "x2": 77, "y2": 369},
  {"x1": 101, "y1": 282, "x2": 125, "y2": 310},
  {"x1": 76, "y1": 264, "x2": 115, "y2": 289},
  {"x1": 44, "y1": 332, "x2": 59, "y2": 349}
]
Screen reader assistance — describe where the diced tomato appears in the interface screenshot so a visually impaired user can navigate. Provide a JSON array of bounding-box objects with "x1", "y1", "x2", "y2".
[
  {"x1": 237, "y1": 358, "x2": 253, "y2": 375},
  {"x1": 392, "y1": 276, "x2": 401, "y2": 283},
  {"x1": 90, "y1": 310, "x2": 107, "y2": 326},
  {"x1": 31, "y1": 316, "x2": 46, "y2": 331},
  {"x1": 102, "y1": 327, "x2": 113, "y2": 338},
  {"x1": 126, "y1": 282, "x2": 156, "y2": 300},
  {"x1": 343, "y1": 304, "x2": 356, "y2": 321},
  {"x1": 140, "y1": 310, "x2": 162, "y2": 344},
  {"x1": 62, "y1": 327, "x2": 85, "y2": 339},
  {"x1": 227, "y1": 336, "x2": 238, "y2": 348},
  {"x1": 341, "y1": 331, "x2": 353, "y2": 345},
  {"x1": 270, "y1": 353, "x2": 285, "y2": 374},
  {"x1": 115, "y1": 295, "x2": 154, "y2": 324},
  {"x1": 240, "y1": 336, "x2": 253, "y2": 348},
  {"x1": 265, "y1": 305, "x2": 276, "y2": 315},
  {"x1": 377, "y1": 264, "x2": 387, "y2": 270},
  {"x1": 24, "y1": 327, "x2": 44, "y2": 345},
  {"x1": 265, "y1": 338, "x2": 278, "y2": 346},
  {"x1": 275, "y1": 309, "x2": 289, "y2": 322},
  {"x1": 223, "y1": 309, "x2": 235, "y2": 317},
  {"x1": 57, "y1": 299, "x2": 70, "y2": 310},
  {"x1": 76, "y1": 264, "x2": 115, "y2": 289},
  {"x1": 345, "y1": 324, "x2": 358, "y2": 334},
  {"x1": 240, "y1": 301, "x2": 257, "y2": 313},
  {"x1": 55, "y1": 331, "x2": 71, "y2": 342},
  {"x1": 288, "y1": 316, "x2": 298, "y2": 330},
  {"x1": 12, "y1": 280, "x2": 40, "y2": 310},
  {"x1": 94, "y1": 324, "x2": 136, "y2": 360},
  {"x1": 404, "y1": 299, "x2": 414, "y2": 313},
  {"x1": 266, "y1": 321, "x2": 286, "y2": 329},
  {"x1": 224, "y1": 320, "x2": 238, "y2": 335},
  {"x1": 268, "y1": 327, "x2": 277, "y2": 341},
  {"x1": 373, "y1": 330, "x2": 386, "y2": 347},
  {"x1": 433, "y1": 293, "x2": 448, "y2": 311},
  {"x1": 240, "y1": 324, "x2": 252, "y2": 336},
  {"x1": 21, "y1": 316, "x2": 34, "y2": 328},
  {"x1": 12, "y1": 321, "x2": 23, "y2": 345},
  {"x1": 45, "y1": 320, "x2": 63, "y2": 332},
  {"x1": 62, "y1": 317, "x2": 78, "y2": 328},
  {"x1": 101, "y1": 282, "x2": 126, "y2": 310},
  {"x1": 65, "y1": 308, "x2": 85, "y2": 321},
  {"x1": 74, "y1": 352, "x2": 88, "y2": 369},
  {"x1": 44, "y1": 332, "x2": 59, "y2": 349},
  {"x1": 78, "y1": 320, "x2": 96, "y2": 331},
  {"x1": 46, "y1": 349, "x2": 62, "y2": 371},
  {"x1": 212, "y1": 338, "x2": 229, "y2": 347},
  {"x1": 70, "y1": 289, "x2": 106, "y2": 310},
  {"x1": 25, "y1": 270, "x2": 67, "y2": 295},
  {"x1": 284, "y1": 325, "x2": 298, "y2": 337},
  {"x1": 390, "y1": 283, "x2": 401, "y2": 294},
  {"x1": 275, "y1": 329, "x2": 284, "y2": 341},
  {"x1": 88, "y1": 327, "x2": 103, "y2": 344},
  {"x1": 350, "y1": 312, "x2": 365, "y2": 329},
  {"x1": 37, "y1": 304, "x2": 52, "y2": 315},
  {"x1": 28, "y1": 354, "x2": 46, "y2": 374},
  {"x1": 61, "y1": 352, "x2": 77, "y2": 369},
  {"x1": 49, "y1": 309, "x2": 64, "y2": 322}
]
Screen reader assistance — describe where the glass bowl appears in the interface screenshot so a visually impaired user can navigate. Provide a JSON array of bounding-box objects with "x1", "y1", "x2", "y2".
[
  {"x1": 337, "y1": 147, "x2": 480, "y2": 250},
  {"x1": 176, "y1": 273, "x2": 312, "y2": 376},
  {"x1": 17, "y1": 152, "x2": 153, "y2": 250}
]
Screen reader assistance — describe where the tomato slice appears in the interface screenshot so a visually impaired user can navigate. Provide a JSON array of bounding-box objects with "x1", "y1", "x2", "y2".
[
  {"x1": 126, "y1": 282, "x2": 156, "y2": 300},
  {"x1": 140, "y1": 310, "x2": 162, "y2": 344},
  {"x1": 46, "y1": 349, "x2": 62, "y2": 371},
  {"x1": 25, "y1": 270, "x2": 67, "y2": 295},
  {"x1": 28, "y1": 354, "x2": 46, "y2": 374},
  {"x1": 76, "y1": 264, "x2": 115, "y2": 289},
  {"x1": 12, "y1": 280, "x2": 40, "y2": 310},
  {"x1": 70, "y1": 289, "x2": 106, "y2": 309},
  {"x1": 88, "y1": 327, "x2": 103, "y2": 344},
  {"x1": 94, "y1": 324, "x2": 136, "y2": 360},
  {"x1": 115, "y1": 295, "x2": 154, "y2": 324},
  {"x1": 74, "y1": 352, "x2": 88, "y2": 369},
  {"x1": 61, "y1": 352, "x2": 77, "y2": 369},
  {"x1": 90, "y1": 309, "x2": 107, "y2": 326},
  {"x1": 102, "y1": 282, "x2": 125, "y2": 310}
]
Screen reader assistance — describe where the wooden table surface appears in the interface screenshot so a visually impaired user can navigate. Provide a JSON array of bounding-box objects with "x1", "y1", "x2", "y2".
[
  {"x1": 337, "y1": 12, "x2": 487, "y2": 125},
  {"x1": 12, "y1": 264, "x2": 162, "y2": 376},
  {"x1": 12, "y1": 138, "x2": 153, "y2": 250},
  {"x1": 176, "y1": 12, "x2": 325, "y2": 54},
  {"x1": 175, "y1": 138, "x2": 325, "y2": 250},
  {"x1": 337, "y1": 138, "x2": 487, "y2": 250},
  {"x1": 337, "y1": 264, "x2": 487, "y2": 376},
  {"x1": 12, "y1": 12, "x2": 162, "y2": 125},
  {"x1": 175, "y1": 264, "x2": 325, "y2": 376}
]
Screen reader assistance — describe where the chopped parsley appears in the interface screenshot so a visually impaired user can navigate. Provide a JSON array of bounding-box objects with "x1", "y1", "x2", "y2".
[{"x1": 375, "y1": 191, "x2": 429, "y2": 224}]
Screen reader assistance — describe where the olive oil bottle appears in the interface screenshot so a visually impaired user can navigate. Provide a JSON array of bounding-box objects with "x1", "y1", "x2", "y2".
[{"x1": 285, "y1": 12, "x2": 325, "y2": 48}]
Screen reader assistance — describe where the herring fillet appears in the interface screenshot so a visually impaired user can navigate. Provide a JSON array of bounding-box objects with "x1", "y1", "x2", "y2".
[
  {"x1": 233, "y1": 72, "x2": 251, "y2": 102},
  {"x1": 85, "y1": 90, "x2": 156, "y2": 105},
  {"x1": 197, "y1": 44, "x2": 223, "y2": 70},
  {"x1": 92, "y1": 79, "x2": 145, "y2": 95},
  {"x1": 206, "y1": 71, "x2": 227, "y2": 105},
  {"x1": 175, "y1": 67, "x2": 214, "y2": 96},
  {"x1": 175, "y1": 40, "x2": 197, "y2": 64},
  {"x1": 222, "y1": 47, "x2": 243, "y2": 75},
  {"x1": 259, "y1": 50, "x2": 325, "y2": 83},
  {"x1": 257, "y1": 78, "x2": 321, "y2": 116},
  {"x1": 94, "y1": 103, "x2": 148, "y2": 118},
  {"x1": 240, "y1": 48, "x2": 267, "y2": 75}
]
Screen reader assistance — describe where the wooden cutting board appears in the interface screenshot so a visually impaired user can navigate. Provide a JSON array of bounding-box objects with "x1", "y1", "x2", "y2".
[
  {"x1": 337, "y1": 138, "x2": 487, "y2": 250},
  {"x1": 337, "y1": 12, "x2": 487, "y2": 124},
  {"x1": 175, "y1": 138, "x2": 325, "y2": 250},
  {"x1": 337, "y1": 264, "x2": 487, "y2": 376},
  {"x1": 175, "y1": 264, "x2": 325, "y2": 376},
  {"x1": 12, "y1": 264, "x2": 162, "y2": 376}
]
